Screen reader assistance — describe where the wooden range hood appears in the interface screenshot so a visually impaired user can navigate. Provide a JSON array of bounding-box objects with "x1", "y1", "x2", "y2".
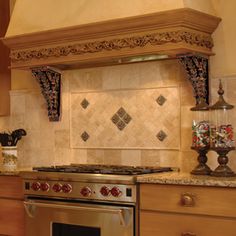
[
  {"x1": 1, "y1": 8, "x2": 221, "y2": 121},
  {"x1": 2, "y1": 8, "x2": 221, "y2": 70}
]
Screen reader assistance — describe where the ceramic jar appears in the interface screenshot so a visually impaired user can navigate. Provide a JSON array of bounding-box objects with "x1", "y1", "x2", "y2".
[{"x1": 2, "y1": 146, "x2": 18, "y2": 172}]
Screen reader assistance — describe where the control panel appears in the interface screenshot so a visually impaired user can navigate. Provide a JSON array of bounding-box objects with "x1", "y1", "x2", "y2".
[{"x1": 24, "y1": 180, "x2": 136, "y2": 203}]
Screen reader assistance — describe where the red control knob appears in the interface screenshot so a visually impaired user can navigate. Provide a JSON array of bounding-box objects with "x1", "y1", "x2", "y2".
[
  {"x1": 31, "y1": 182, "x2": 41, "y2": 191},
  {"x1": 62, "y1": 184, "x2": 72, "y2": 193},
  {"x1": 111, "y1": 187, "x2": 122, "y2": 197},
  {"x1": 80, "y1": 186, "x2": 92, "y2": 197},
  {"x1": 41, "y1": 182, "x2": 50, "y2": 192},
  {"x1": 100, "y1": 186, "x2": 110, "y2": 196},
  {"x1": 52, "y1": 183, "x2": 62, "y2": 193}
]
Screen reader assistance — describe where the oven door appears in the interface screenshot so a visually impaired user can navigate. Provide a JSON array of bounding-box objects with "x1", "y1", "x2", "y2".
[{"x1": 24, "y1": 198, "x2": 134, "y2": 236}]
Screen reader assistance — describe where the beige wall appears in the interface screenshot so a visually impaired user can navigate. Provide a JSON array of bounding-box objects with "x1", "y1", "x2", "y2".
[
  {"x1": 6, "y1": 0, "x2": 219, "y2": 36},
  {"x1": 6, "y1": 0, "x2": 185, "y2": 36},
  {"x1": 184, "y1": 0, "x2": 216, "y2": 15},
  {"x1": 210, "y1": 0, "x2": 236, "y2": 77}
]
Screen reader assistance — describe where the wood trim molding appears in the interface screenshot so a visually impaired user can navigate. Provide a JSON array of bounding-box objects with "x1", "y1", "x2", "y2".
[{"x1": 2, "y1": 8, "x2": 221, "y2": 70}]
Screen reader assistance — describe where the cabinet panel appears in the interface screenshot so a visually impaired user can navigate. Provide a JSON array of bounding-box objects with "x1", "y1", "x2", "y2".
[
  {"x1": 140, "y1": 184, "x2": 236, "y2": 218},
  {"x1": 0, "y1": 198, "x2": 24, "y2": 236},
  {"x1": 0, "y1": 176, "x2": 23, "y2": 199},
  {"x1": 0, "y1": 0, "x2": 10, "y2": 116},
  {"x1": 140, "y1": 211, "x2": 236, "y2": 236}
]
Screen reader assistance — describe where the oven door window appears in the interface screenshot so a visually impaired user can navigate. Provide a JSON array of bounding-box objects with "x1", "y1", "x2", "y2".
[{"x1": 52, "y1": 223, "x2": 100, "y2": 236}]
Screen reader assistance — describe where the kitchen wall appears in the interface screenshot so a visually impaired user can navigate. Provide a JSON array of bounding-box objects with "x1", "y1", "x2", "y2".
[
  {"x1": 3, "y1": 60, "x2": 199, "y2": 172},
  {"x1": 1, "y1": 0, "x2": 236, "y2": 173},
  {"x1": 210, "y1": 0, "x2": 236, "y2": 78}
]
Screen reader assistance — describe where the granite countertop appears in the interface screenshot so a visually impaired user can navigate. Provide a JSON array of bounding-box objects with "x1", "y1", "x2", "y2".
[
  {"x1": 137, "y1": 171, "x2": 236, "y2": 188},
  {"x1": 2, "y1": 169, "x2": 236, "y2": 188},
  {"x1": 0, "y1": 171, "x2": 20, "y2": 176},
  {"x1": 0, "y1": 168, "x2": 31, "y2": 177},
  {"x1": 0, "y1": 172, "x2": 20, "y2": 177}
]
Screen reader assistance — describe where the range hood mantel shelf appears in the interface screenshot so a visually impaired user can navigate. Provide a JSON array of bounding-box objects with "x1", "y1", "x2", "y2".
[{"x1": 2, "y1": 8, "x2": 221, "y2": 70}]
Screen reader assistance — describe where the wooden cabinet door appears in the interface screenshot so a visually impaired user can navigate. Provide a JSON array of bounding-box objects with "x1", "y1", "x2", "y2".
[
  {"x1": 140, "y1": 184, "x2": 236, "y2": 218},
  {"x1": 140, "y1": 211, "x2": 236, "y2": 236},
  {"x1": 0, "y1": 176, "x2": 23, "y2": 199},
  {"x1": 0, "y1": 0, "x2": 10, "y2": 116},
  {"x1": 0, "y1": 198, "x2": 24, "y2": 236}
]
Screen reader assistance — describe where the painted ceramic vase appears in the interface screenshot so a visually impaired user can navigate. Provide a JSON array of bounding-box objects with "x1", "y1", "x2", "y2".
[{"x1": 2, "y1": 146, "x2": 18, "y2": 172}]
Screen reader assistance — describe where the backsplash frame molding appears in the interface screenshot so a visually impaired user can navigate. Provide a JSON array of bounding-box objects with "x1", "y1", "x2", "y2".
[{"x1": 69, "y1": 84, "x2": 181, "y2": 94}]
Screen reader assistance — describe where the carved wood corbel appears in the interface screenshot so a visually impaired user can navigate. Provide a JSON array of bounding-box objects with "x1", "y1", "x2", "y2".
[
  {"x1": 32, "y1": 67, "x2": 61, "y2": 121},
  {"x1": 179, "y1": 55, "x2": 209, "y2": 105}
]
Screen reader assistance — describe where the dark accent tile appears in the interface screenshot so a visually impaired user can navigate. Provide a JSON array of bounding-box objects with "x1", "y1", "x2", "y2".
[
  {"x1": 111, "y1": 107, "x2": 132, "y2": 131},
  {"x1": 111, "y1": 114, "x2": 120, "y2": 124},
  {"x1": 117, "y1": 107, "x2": 126, "y2": 118},
  {"x1": 156, "y1": 95, "x2": 167, "y2": 106},
  {"x1": 156, "y1": 130, "x2": 167, "y2": 141},
  {"x1": 81, "y1": 98, "x2": 89, "y2": 109},
  {"x1": 123, "y1": 113, "x2": 132, "y2": 124},
  {"x1": 117, "y1": 120, "x2": 126, "y2": 131},
  {"x1": 81, "y1": 131, "x2": 90, "y2": 142}
]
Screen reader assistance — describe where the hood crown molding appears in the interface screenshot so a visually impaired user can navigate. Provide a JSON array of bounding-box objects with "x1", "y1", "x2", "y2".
[{"x1": 2, "y1": 8, "x2": 221, "y2": 70}]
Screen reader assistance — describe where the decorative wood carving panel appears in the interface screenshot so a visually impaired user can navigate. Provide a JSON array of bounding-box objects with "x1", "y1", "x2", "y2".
[
  {"x1": 179, "y1": 55, "x2": 209, "y2": 104},
  {"x1": 10, "y1": 30, "x2": 213, "y2": 64},
  {"x1": 2, "y1": 8, "x2": 221, "y2": 70},
  {"x1": 32, "y1": 67, "x2": 61, "y2": 121}
]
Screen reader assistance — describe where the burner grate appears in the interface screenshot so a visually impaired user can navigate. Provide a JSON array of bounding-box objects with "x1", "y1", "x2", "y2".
[{"x1": 33, "y1": 164, "x2": 172, "y2": 175}]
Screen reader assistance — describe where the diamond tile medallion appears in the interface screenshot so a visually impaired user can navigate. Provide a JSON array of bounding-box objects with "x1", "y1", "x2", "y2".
[
  {"x1": 81, "y1": 131, "x2": 90, "y2": 142},
  {"x1": 81, "y1": 98, "x2": 90, "y2": 109},
  {"x1": 111, "y1": 107, "x2": 132, "y2": 131},
  {"x1": 156, "y1": 95, "x2": 167, "y2": 106},
  {"x1": 71, "y1": 88, "x2": 180, "y2": 149},
  {"x1": 156, "y1": 130, "x2": 167, "y2": 141}
]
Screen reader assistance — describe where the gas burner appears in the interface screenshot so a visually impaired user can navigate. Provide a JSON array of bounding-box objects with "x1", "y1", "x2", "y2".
[{"x1": 33, "y1": 164, "x2": 173, "y2": 175}]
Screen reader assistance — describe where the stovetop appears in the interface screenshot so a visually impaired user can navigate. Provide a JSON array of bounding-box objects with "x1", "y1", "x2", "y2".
[
  {"x1": 32, "y1": 164, "x2": 172, "y2": 176},
  {"x1": 22, "y1": 164, "x2": 173, "y2": 202}
]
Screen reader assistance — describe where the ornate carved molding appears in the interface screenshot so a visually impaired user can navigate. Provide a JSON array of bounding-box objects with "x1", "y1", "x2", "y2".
[
  {"x1": 10, "y1": 30, "x2": 213, "y2": 63},
  {"x1": 2, "y1": 8, "x2": 221, "y2": 70},
  {"x1": 32, "y1": 67, "x2": 61, "y2": 121},
  {"x1": 179, "y1": 55, "x2": 209, "y2": 104}
]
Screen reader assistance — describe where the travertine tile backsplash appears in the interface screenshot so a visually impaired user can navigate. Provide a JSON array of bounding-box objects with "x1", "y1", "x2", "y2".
[
  {"x1": 0, "y1": 59, "x2": 235, "y2": 173},
  {"x1": 70, "y1": 87, "x2": 180, "y2": 149}
]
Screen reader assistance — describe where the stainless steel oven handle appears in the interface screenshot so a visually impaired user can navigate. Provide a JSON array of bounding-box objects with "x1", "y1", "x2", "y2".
[{"x1": 24, "y1": 201, "x2": 129, "y2": 226}]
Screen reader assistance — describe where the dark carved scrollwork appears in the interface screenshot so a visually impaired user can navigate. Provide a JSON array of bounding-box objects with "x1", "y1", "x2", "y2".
[
  {"x1": 179, "y1": 55, "x2": 209, "y2": 105},
  {"x1": 32, "y1": 67, "x2": 61, "y2": 121}
]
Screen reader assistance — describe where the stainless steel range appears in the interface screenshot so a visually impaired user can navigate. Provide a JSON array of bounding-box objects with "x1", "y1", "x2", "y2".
[{"x1": 21, "y1": 164, "x2": 172, "y2": 236}]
